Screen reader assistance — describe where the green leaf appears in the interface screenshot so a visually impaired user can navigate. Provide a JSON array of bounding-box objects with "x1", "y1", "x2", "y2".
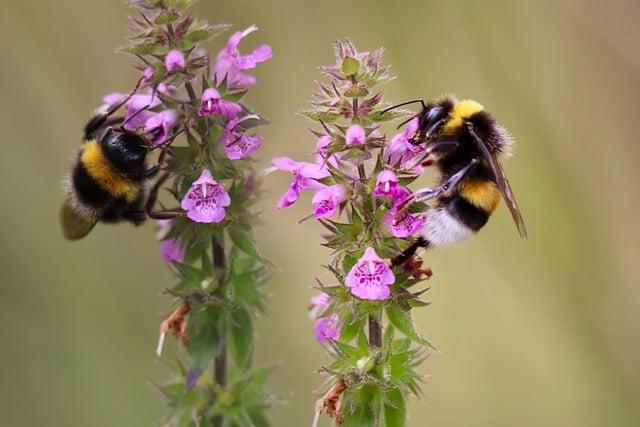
[
  {"x1": 229, "y1": 307, "x2": 253, "y2": 371},
  {"x1": 340, "y1": 316, "x2": 363, "y2": 343},
  {"x1": 342, "y1": 386, "x2": 380, "y2": 427},
  {"x1": 124, "y1": 42, "x2": 162, "y2": 55},
  {"x1": 342, "y1": 56, "x2": 360, "y2": 76},
  {"x1": 299, "y1": 110, "x2": 342, "y2": 122},
  {"x1": 382, "y1": 388, "x2": 406, "y2": 427},
  {"x1": 344, "y1": 86, "x2": 369, "y2": 98},
  {"x1": 155, "y1": 9, "x2": 180, "y2": 24},
  {"x1": 386, "y1": 305, "x2": 438, "y2": 351},
  {"x1": 185, "y1": 23, "x2": 231, "y2": 43},
  {"x1": 187, "y1": 306, "x2": 222, "y2": 368},
  {"x1": 368, "y1": 109, "x2": 413, "y2": 122},
  {"x1": 247, "y1": 407, "x2": 270, "y2": 427},
  {"x1": 342, "y1": 253, "x2": 358, "y2": 275},
  {"x1": 228, "y1": 226, "x2": 273, "y2": 266}
]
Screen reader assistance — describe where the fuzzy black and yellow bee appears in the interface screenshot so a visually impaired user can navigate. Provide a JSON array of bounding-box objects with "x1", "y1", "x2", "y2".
[
  {"x1": 61, "y1": 82, "x2": 179, "y2": 240},
  {"x1": 386, "y1": 96, "x2": 527, "y2": 267}
]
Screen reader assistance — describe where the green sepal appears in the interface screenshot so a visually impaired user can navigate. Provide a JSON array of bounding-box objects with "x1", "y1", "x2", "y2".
[
  {"x1": 155, "y1": 9, "x2": 180, "y2": 24},
  {"x1": 229, "y1": 306, "x2": 254, "y2": 371},
  {"x1": 341, "y1": 56, "x2": 360, "y2": 76}
]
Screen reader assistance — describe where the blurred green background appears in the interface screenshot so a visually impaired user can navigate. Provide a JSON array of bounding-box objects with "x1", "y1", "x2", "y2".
[{"x1": 1, "y1": 0, "x2": 639, "y2": 426}]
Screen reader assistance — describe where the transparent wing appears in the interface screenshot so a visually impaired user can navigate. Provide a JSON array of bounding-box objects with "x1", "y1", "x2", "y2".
[
  {"x1": 469, "y1": 125, "x2": 528, "y2": 238},
  {"x1": 60, "y1": 199, "x2": 97, "y2": 240}
]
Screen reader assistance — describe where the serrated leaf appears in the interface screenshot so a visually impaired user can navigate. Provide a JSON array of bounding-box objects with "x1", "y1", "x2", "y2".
[
  {"x1": 382, "y1": 388, "x2": 406, "y2": 427},
  {"x1": 340, "y1": 315, "x2": 363, "y2": 343},
  {"x1": 342, "y1": 386, "x2": 380, "y2": 427},
  {"x1": 230, "y1": 307, "x2": 253, "y2": 371},
  {"x1": 342, "y1": 56, "x2": 360, "y2": 76},
  {"x1": 368, "y1": 109, "x2": 413, "y2": 122},
  {"x1": 187, "y1": 306, "x2": 222, "y2": 368},
  {"x1": 299, "y1": 110, "x2": 342, "y2": 122},
  {"x1": 344, "y1": 86, "x2": 369, "y2": 98},
  {"x1": 124, "y1": 42, "x2": 162, "y2": 55},
  {"x1": 155, "y1": 9, "x2": 180, "y2": 24},
  {"x1": 186, "y1": 29, "x2": 214, "y2": 43},
  {"x1": 386, "y1": 305, "x2": 438, "y2": 351},
  {"x1": 228, "y1": 226, "x2": 261, "y2": 260}
]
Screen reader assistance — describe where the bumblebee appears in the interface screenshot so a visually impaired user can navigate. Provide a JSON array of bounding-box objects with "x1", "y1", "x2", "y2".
[
  {"x1": 61, "y1": 84, "x2": 178, "y2": 240},
  {"x1": 387, "y1": 96, "x2": 527, "y2": 266}
]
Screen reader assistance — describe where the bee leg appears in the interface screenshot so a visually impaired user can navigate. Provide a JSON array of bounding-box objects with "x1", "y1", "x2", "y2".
[
  {"x1": 391, "y1": 238, "x2": 430, "y2": 267},
  {"x1": 144, "y1": 172, "x2": 187, "y2": 220},
  {"x1": 144, "y1": 165, "x2": 161, "y2": 179},
  {"x1": 395, "y1": 159, "x2": 479, "y2": 220},
  {"x1": 121, "y1": 210, "x2": 148, "y2": 225},
  {"x1": 147, "y1": 211, "x2": 186, "y2": 220},
  {"x1": 83, "y1": 77, "x2": 145, "y2": 140}
]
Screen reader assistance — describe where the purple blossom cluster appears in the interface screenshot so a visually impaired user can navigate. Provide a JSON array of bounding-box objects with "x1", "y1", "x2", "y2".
[
  {"x1": 100, "y1": 24, "x2": 271, "y2": 264},
  {"x1": 270, "y1": 40, "x2": 431, "y2": 346}
]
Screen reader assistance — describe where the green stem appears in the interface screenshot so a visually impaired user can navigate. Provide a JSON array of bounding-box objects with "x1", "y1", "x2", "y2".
[
  {"x1": 212, "y1": 237, "x2": 226, "y2": 425},
  {"x1": 368, "y1": 313, "x2": 382, "y2": 348}
]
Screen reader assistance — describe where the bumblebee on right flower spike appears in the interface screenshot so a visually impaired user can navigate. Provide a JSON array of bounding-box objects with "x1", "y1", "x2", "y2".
[{"x1": 387, "y1": 96, "x2": 527, "y2": 267}]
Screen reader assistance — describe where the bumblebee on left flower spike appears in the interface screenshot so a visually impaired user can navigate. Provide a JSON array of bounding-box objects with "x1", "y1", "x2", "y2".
[{"x1": 60, "y1": 78, "x2": 182, "y2": 241}]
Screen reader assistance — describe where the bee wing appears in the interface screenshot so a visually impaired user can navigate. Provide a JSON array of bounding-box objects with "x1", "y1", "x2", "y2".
[
  {"x1": 469, "y1": 127, "x2": 528, "y2": 238},
  {"x1": 60, "y1": 199, "x2": 97, "y2": 240}
]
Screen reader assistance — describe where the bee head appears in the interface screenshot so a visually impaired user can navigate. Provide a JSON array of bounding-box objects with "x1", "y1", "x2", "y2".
[
  {"x1": 100, "y1": 128, "x2": 149, "y2": 176},
  {"x1": 415, "y1": 99, "x2": 455, "y2": 144}
]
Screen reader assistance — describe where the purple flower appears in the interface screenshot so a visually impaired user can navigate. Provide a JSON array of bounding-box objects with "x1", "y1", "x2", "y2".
[
  {"x1": 197, "y1": 88, "x2": 242, "y2": 119},
  {"x1": 180, "y1": 169, "x2": 231, "y2": 223},
  {"x1": 156, "y1": 219, "x2": 172, "y2": 239},
  {"x1": 373, "y1": 170, "x2": 411, "y2": 202},
  {"x1": 160, "y1": 239, "x2": 185, "y2": 265},
  {"x1": 165, "y1": 50, "x2": 186, "y2": 72},
  {"x1": 315, "y1": 135, "x2": 332, "y2": 155},
  {"x1": 344, "y1": 247, "x2": 395, "y2": 300},
  {"x1": 384, "y1": 117, "x2": 426, "y2": 168},
  {"x1": 144, "y1": 110, "x2": 178, "y2": 146},
  {"x1": 309, "y1": 293, "x2": 330, "y2": 319},
  {"x1": 312, "y1": 184, "x2": 348, "y2": 219},
  {"x1": 220, "y1": 115, "x2": 263, "y2": 160},
  {"x1": 345, "y1": 124, "x2": 366, "y2": 146},
  {"x1": 383, "y1": 209, "x2": 426, "y2": 238},
  {"x1": 267, "y1": 157, "x2": 329, "y2": 208},
  {"x1": 124, "y1": 92, "x2": 161, "y2": 130},
  {"x1": 156, "y1": 220, "x2": 185, "y2": 265},
  {"x1": 100, "y1": 92, "x2": 125, "y2": 112},
  {"x1": 314, "y1": 316, "x2": 340, "y2": 344},
  {"x1": 213, "y1": 25, "x2": 273, "y2": 88},
  {"x1": 142, "y1": 67, "x2": 154, "y2": 83}
]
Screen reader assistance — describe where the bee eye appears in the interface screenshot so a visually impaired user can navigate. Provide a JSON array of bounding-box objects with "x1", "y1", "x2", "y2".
[{"x1": 426, "y1": 107, "x2": 443, "y2": 122}]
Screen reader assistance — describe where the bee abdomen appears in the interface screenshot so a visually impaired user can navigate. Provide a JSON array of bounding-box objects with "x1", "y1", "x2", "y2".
[{"x1": 449, "y1": 197, "x2": 491, "y2": 232}]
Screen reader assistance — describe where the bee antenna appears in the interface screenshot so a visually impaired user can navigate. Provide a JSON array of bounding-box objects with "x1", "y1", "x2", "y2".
[
  {"x1": 122, "y1": 104, "x2": 152, "y2": 128},
  {"x1": 380, "y1": 99, "x2": 426, "y2": 115},
  {"x1": 396, "y1": 113, "x2": 421, "y2": 130},
  {"x1": 105, "y1": 76, "x2": 145, "y2": 118}
]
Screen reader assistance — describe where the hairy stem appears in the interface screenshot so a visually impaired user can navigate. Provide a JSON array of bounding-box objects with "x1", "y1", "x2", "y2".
[
  {"x1": 212, "y1": 237, "x2": 226, "y2": 425},
  {"x1": 368, "y1": 314, "x2": 382, "y2": 348}
]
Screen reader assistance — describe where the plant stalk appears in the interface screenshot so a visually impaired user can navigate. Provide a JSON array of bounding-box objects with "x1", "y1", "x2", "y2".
[
  {"x1": 368, "y1": 314, "x2": 382, "y2": 348},
  {"x1": 212, "y1": 237, "x2": 226, "y2": 425}
]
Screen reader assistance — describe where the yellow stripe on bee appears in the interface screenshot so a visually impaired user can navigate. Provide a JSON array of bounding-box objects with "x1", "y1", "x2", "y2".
[
  {"x1": 81, "y1": 140, "x2": 140, "y2": 202},
  {"x1": 460, "y1": 179, "x2": 501, "y2": 213},
  {"x1": 441, "y1": 99, "x2": 484, "y2": 134}
]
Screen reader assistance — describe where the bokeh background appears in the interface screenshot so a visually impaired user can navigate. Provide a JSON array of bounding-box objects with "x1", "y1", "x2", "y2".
[{"x1": 1, "y1": 0, "x2": 639, "y2": 426}]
